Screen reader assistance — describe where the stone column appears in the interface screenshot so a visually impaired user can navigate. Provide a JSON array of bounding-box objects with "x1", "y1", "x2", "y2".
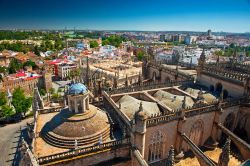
[
  {"x1": 134, "y1": 105, "x2": 147, "y2": 158},
  {"x1": 82, "y1": 97, "x2": 85, "y2": 113},
  {"x1": 74, "y1": 99, "x2": 78, "y2": 113},
  {"x1": 86, "y1": 96, "x2": 89, "y2": 110}
]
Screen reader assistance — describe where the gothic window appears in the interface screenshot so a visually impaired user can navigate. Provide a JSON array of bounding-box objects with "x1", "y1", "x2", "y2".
[
  {"x1": 189, "y1": 120, "x2": 204, "y2": 147},
  {"x1": 148, "y1": 131, "x2": 163, "y2": 163}
]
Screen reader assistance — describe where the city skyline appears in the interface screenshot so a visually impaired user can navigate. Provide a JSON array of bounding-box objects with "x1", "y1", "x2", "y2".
[{"x1": 0, "y1": 0, "x2": 250, "y2": 33}]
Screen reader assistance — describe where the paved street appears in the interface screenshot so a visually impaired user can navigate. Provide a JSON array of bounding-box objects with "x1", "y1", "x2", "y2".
[{"x1": 0, "y1": 118, "x2": 33, "y2": 166}]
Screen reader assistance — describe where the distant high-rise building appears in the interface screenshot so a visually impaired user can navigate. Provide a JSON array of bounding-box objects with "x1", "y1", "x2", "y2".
[
  {"x1": 207, "y1": 29, "x2": 212, "y2": 39},
  {"x1": 159, "y1": 34, "x2": 165, "y2": 42}
]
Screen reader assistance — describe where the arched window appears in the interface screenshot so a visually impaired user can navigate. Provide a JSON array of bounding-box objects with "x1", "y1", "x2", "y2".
[
  {"x1": 215, "y1": 83, "x2": 223, "y2": 94},
  {"x1": 189, "y1": 120, "x2": 204, "y2": 147},
  {"x1": 148, "y1": 131, "x2": 163, "y2": 163}
]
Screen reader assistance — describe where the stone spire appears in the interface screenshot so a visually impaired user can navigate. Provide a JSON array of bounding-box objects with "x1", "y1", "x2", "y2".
[
  {"x1": 32, "y1": 87, "x2": 44, "y2": 111},
  {"x1": 138, "y1": 101, "x2": 143, "y2": 113},
  {"x1": 220, "y1": 90, "x2": 224, "y2": 102},
  {"x1": 189, "y1": 57, "x2": 193, "y2": 69},
  {"x1": 7, "y1": 89, "x2": 12, "y2": 106},
  {"x1": 113, "y1": 72, "x2": 118, "y2": 88},
  {"x1": 216, "y1": 52, "x2": 220, "y2": 65},
  {"x1": 218, "y1": 138, "x2": 231, "y2": 166},
  {"x1": 125, "y1": 74, "x2": 129, "y2": 87},
  {"x1": 86, "y1": 56, "x2": 90, "y2": 86},
  {"x1": 138, "y1": 72, "x2": 143, "y2": 85},
  {"x1": 182, "y1": 96, "x2": 187, "y2": 109},
  {"x1": 244, "y1": 77, "x2": 250, "y2": 100},
  {"x1": 166, "y1": 145, "x2": 175, "y2": 166},
  {"x1": 199, "y1": 48, "x2": 206, "y2": 66},
  {"x1": 197, "y1": 89, "x2": 204, "y2": 101}
]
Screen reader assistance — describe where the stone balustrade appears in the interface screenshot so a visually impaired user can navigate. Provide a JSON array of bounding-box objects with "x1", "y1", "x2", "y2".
[
  {"x1": 146, "y1": 98, "x2": 243, "y2": 127},
  {"x1": 181, "y1": 133, "x2": 216, "y2": 166},
  {"x1": 202, "y1": 66, "x2": 249, "y2": 84},
  {"x1": 38, "y1": 106, "x2": 64, "y2": 114},
  {"x1": 38, "y1": 138, "x2": 131, "y2": 165},
  {"x1": 109, "y1": 80, "x2": 193, "y2": 95}
]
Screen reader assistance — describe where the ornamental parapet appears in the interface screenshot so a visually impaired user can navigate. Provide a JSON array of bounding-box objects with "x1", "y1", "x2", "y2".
[
  {"x1": 202, "y1": 66, "x2": 249, "y2": 83},
  {"x1": 38, "y1": 137, "x2": 131, "y2": 165},
  {"x1": 146, "y1": 98, "x2": 243, "y2": 127},
  {"x1": 109, "y1": 80, "x2": 193, "y2": 95}
]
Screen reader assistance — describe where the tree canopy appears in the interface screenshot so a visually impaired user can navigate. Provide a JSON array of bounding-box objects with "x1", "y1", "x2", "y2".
[
  {"x1": 102, "y1": 35, "x2": 126, "y2": 47},
  {"x1": 90, "y1": 40, "x2": 99, "y2": 48},
  {"x1": 12, "y1": 87, "x2": 32, "y2": 116}
]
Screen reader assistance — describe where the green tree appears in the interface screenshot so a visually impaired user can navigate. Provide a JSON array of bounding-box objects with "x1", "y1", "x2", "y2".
[
  {"x1": 39, "y1": 89, "x2": 46, "y2": 96},
  {"x1": 8, "y1": 59, "x2": 23, "y2": 74},
  {"x1": 214, "y1": 50, "x2": 223, "y2": 57},
  {"x1": 0, "y1": 105, "x2": 14, "y2": 118},
  {"x1": 0, "y1": 91, "x2": 7, "y2": 106},
  {"x1": 49, "y1": 87, "x2": 55, "y2": 94},
  {"x1": 33, "y1": 45, "x2": 40, "y2": 56},
  {"x1": 12, "y1": 87, "x2": 32, "y2": 116},
  {"x1": 90, "y1": 40, "x2": 99, "y2": 48},
  {"x1": 137, "y1": 51, "x2": 144, "y2": 61}
]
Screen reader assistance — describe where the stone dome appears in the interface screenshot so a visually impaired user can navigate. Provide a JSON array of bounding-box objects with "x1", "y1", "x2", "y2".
[
  {"x1": 68, "y1": 83, "x2": 87, "y2": 95},
  {"x1": 41, "y1": 105, "x2": 111, "y2": 149}
]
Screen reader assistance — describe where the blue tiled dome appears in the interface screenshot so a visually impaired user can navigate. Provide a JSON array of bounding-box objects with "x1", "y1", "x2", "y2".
[{"x1": 69, "y1": 83, "x2": 87, "y2": 95}]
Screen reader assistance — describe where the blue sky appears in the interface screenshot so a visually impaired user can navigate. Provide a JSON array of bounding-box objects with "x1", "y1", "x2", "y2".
[{"x1": 0, "y1": 0, "x2": 250, "y2": 32}]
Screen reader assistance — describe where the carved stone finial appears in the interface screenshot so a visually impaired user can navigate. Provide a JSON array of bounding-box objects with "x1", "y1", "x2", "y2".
[
  {"x1": 119, "y1": 102, "x2": 121, "y2": 109},
  {"x1": 166, "y1": 145, "x2": 175, "y2": 166},
  {"x1": 139, "y1": 101, "x2": 143, "y2": 112},
  {"x1": 218, "y1": 138, "x2": 231, "y2": 166},
  {"x1": 182, "y1": 96, "x2": 187, "y2": 109}
]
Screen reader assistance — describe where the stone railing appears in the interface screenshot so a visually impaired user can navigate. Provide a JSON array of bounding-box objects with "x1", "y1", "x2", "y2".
[
  {"x1": 146, "y1": 111, "x2": 181, "y2": 127},
  {"x1": 148, "y1": 62, "x2": 194, "y2": 79},
  {"x1": 206, "y1": 62, "x2": 250, "y2": 73},
  {"x1": 38, "y1": 138, "x2": 131, "y2": 165},
  {"x1": 146, "y1": 98, "x2": 243, "y2": 127},
  {"x1": 185, "y1": 105, "x2": 217, "y2": 118},
  {"x1": 109, "y1": 80, "x2": 193, "y2": 95},
  {"x1": 181, "y1": 133, "x2": 216, "y2": 166},
  {"x1": 217, "y1": 124, "x2": 250, "y2": 160},
  {"x1": 202, "y1": 66, "x2": 249, "y2": 84},
  {"x1": 38, "y1": 106, "x2": 64, "y2": 114}
]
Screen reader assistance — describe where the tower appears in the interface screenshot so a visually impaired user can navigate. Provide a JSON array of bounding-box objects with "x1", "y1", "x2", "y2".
[
  {"x1": 197, "y1": 48, "x2": 206, "y2": 78},
  {"x1": 67, "y1": 83, "x2": 89, "y2": 113},
  {"x1": 42, "y1": 71, "x2": 52, "y2": 92},
  {"x1": 7, "y1": 89, "x2": 12, "y2": 106}
]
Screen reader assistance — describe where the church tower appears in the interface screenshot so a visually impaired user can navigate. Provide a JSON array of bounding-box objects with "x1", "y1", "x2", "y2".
[{"x1": 197, "y1": 48, "x2": 206, "y2": 78}]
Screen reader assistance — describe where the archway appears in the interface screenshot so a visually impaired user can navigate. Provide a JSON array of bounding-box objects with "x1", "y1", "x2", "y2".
[
  {"x1": 209, "y1": 85, "x2": 214, "y2": 92},
  {"x1": 152, "y1": 71, "x2": 157, "y2": 81},
  {"x1": 224, "y1": 113, "x2": 235, "y2": 131},
  {"x1": 223, "y1": 89, "x2": 229, "y2": 99},
  {"x1": 215, "y1": 83, "x2": 223, "y2": 94},
  {"x1": 165, "y1": 77, "x2": 171, "y2": 83},
  {"x1": 220, "y1": 113, "x2": 235, "y2": 144},
  {"x1": 189, "y1": 120, "x2": 204, "y2": 147}
]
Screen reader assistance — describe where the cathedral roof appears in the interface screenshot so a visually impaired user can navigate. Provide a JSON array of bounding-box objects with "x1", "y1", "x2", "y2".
[
  {"x1": 68, "y1": 83, "x2": 87, "y2": 95},
  {"x1": 117, "y1": 95, "x2": 160, "y2": 120},
  {"x1": 153, "y1": 90, "x2": 194, "y2": 110},
  {"x1": 41, "y1": 105, "x2": 111, "y2": 148}
]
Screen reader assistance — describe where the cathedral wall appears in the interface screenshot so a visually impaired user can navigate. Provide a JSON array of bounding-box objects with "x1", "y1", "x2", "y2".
[
  {"x1": 53, "y1": 146, "x2": 131, "y2": 166},
  {"x1": 148, "y1": 67, "x2": 160, "y2": 80},
  {"x1": 238, "y1": 106, "x2": 250, "y2": 143},
  {"x1": 198, "y1": 74, "x2": 244, "y2": 97},
  {"x1": 180, "y1": 111, "x2": 215, "y2": 151},
  {"x1": 160, "y1": 72, "x2": 176, "y2": 83},
  {"x1": 144, "y1": 120, "x2": 178, "y2": 162}
]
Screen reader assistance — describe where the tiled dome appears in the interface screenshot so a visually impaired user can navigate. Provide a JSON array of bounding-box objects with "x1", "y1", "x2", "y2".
[{"x1": 69, "y1": 83, "x2": 87, "y2": 95}]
